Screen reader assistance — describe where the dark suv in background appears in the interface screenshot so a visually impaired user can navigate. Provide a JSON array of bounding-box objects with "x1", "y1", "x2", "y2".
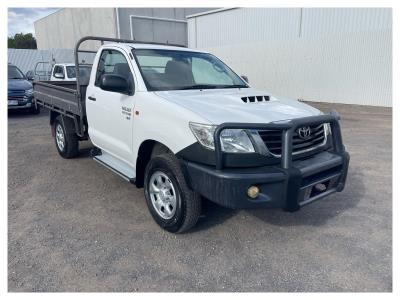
[{"x1": 8, "y1": 63, "x2": 40, "y2": 114}]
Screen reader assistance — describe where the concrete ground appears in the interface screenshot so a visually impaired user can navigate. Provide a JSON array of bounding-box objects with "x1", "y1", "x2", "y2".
[{"x1": 8, "y1": 103, "x2": 392, "y2": 292}]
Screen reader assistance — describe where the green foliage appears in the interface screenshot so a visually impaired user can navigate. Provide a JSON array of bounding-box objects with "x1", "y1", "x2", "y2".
[
  {"x1": 8, "y1": 33, "x2": 37, "y2": 49},
  {"x1": 8, "y1": 36, "x2": 16, "y2": 48}
]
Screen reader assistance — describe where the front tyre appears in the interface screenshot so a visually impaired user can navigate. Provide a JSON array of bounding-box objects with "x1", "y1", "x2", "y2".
[{"x1": 144, "y1": 153, "x2": 201, "y2": 233}]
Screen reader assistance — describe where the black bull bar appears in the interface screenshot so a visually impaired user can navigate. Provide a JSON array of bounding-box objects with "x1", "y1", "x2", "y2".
[{"x1": 213, "y1": 110, "x2": 345, "y2": 170}]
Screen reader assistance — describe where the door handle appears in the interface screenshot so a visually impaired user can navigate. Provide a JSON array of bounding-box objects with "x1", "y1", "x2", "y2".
[{"x1": 88, "y1": 96, "x2": 96, "y2": 101}]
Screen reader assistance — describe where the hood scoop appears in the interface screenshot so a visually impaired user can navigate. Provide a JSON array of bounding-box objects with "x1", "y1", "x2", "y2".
[{"x1": 241, "y1": 95, "x2": 270, "y2": 103}]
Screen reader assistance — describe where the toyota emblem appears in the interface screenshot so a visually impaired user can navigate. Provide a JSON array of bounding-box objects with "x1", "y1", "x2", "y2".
[{"x1": 297, "y1": 126, "x2": 311, "y2": 139}]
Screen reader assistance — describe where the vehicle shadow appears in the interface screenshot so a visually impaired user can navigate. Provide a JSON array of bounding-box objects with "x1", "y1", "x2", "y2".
[
  {"x1": 191, "y1": 165, "x2": 364, "y2": 231},
  {"x1": 8, "y1": 108, "x2": 47, "y2": 119},
  {"x1": 190, "y1": 198, "x2": 239, "y2": 232},
  {"x1": 75, "y1": 142, "x2": 95, "y2": 159}
]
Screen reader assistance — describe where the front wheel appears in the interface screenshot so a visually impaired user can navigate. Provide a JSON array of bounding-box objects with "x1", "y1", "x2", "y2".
[{"x1": 144, "y1": 153, "x2": 201, "y2": 233}]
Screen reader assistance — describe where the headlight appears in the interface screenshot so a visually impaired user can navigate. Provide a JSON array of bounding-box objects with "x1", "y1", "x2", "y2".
[
  {"x1": 25, "y1": 88, "x2": 34, "y2": 95},
  {"x1": 220, "y1": 129, "x2": 255, "y2": 153},
  {"x1": 189, "y1": 123, "x2": 216, "y2": 150},
  {"x1": 189, "y1": 122, "x2": 255, "y2": 153}
]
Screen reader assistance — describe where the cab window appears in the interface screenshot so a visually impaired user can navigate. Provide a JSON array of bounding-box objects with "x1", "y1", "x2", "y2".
[
  {"x1": 53, "y1": 65, "x2": 64, "y2": 77},
  {"x1": 95, "y1": 49, "x2": 133, "y2": 89}
]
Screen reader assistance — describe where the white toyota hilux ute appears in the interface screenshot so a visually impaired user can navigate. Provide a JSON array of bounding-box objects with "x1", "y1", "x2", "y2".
[
  {"x1": 33, "y1": 36, "x2": 350, "y2": 233},
  {"x1": 31, "y1": 62, "x2": 92, "y2": 81},
  {"x1": 49, "y1": 63, "x2": 92, "y2": 81}
]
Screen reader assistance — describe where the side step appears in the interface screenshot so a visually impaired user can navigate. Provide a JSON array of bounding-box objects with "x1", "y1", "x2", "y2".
[{"x1": 93, "y1": 151, "x2": 136, "y2": 183}]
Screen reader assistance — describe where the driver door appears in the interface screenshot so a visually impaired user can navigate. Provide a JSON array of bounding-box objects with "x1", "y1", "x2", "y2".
[{"x1": 86, "y1": 48, "x2": 136, "y2": 165}]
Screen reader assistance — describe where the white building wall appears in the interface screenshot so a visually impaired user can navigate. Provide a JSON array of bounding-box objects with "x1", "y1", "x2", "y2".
[
  {"x1": 188, "y1": 8, "x2": 392, "y2": 107},
  {"x1": 34, "y1": 8, "x2": 117, "y2": 50}
]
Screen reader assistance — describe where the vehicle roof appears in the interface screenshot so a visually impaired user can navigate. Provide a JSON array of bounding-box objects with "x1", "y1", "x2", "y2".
[
  {"x1": 57, "y1": 63, "x2": 75, "y2": 66},
  {"x1": 54, "y1": 63, "x2": 91, "y2": 67},
  {"x1": 107, "y1": 42, "x2": 207, "y2": 53}
]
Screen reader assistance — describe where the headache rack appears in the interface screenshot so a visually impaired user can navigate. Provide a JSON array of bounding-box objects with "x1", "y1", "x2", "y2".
[{"x1": 214, "y1": 111, "x2": 345, "y2": 170}]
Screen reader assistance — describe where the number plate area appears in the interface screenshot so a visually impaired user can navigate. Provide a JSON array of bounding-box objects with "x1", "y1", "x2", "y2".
[
  {"x1": 8, "y1": 100, "x2": 18, "y2": 106},
  {"x1": 298, "y1": 172, "x2": 342, "y2": 206}
]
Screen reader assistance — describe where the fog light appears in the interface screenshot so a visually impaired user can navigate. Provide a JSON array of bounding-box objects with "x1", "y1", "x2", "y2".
[{"x1": 247, "y1": 186, "x2": 260, "y2": 199}]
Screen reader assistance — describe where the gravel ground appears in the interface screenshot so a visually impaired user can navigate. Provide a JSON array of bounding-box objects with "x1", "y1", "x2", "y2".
[{"x1": 8, "y1": 103, "x2": 392, "y2": 292}]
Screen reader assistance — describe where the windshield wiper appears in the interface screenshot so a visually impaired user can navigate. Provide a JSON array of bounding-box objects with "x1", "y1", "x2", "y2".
[
  {"x1": 219, "y1": 84, "x2": 248, "y2": 89},
  {"x1": 180, "y1": 84, "x2": 248, "y2": 90},
  {"x1": 180, "y1": 84, "x2": 219, "y2": 90}
]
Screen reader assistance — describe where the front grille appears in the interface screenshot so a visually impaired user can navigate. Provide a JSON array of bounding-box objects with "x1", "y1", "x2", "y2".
[
  {"x1": 8, "y1": 95, "x2": 25, "y2": 101},
  {"x1": 258, "y1": 123, "x2": 327, "y2": 156},
  {"x1": 8, "y1": 90, "x2": 27, "y2": 104}
]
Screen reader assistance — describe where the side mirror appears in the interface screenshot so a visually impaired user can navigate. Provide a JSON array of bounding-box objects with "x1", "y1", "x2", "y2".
[
  {"x1": 100, "y1": 74, "x2": 131, "y2": 94},
  {"x1": 26, "y1": 73, "x2": 34, "y2": 81},
  {"x1": 54, "y1": 73, "x2": 65, "y2": 79},
  {"x1": 241, "y1": 75, "x2": 249, "y2": 84}
]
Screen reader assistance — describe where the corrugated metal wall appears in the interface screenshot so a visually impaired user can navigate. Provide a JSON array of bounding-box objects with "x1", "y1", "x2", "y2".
[
  {"x1": 8, "y1": 49, "x2": 96, "y2": 74},
  {"x1": 188, "y1": 8, "x2": 392, "y2": 107}
]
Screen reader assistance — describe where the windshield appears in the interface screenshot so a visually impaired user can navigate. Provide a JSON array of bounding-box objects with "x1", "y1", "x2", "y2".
[
  {"x1": 133, "y1": 49, "x2": 248, "y2": 91},
  {"x1": 66, "y1": 65, "x2": 92, "y2": 79},
  {"x1": 8, "y1": 65, "x2": 25, "y2": 80}
]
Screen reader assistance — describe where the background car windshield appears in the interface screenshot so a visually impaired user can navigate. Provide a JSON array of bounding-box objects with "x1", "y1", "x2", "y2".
[
  {"x1": 8, "y1": 65, "x2": 25, "y2": 79},
  {"x1": 66, "y1": 66, "x2": 92, "y2": 79},
  {"x1": 133, "y1": 49, "x2": 248, "y2": 91}
]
